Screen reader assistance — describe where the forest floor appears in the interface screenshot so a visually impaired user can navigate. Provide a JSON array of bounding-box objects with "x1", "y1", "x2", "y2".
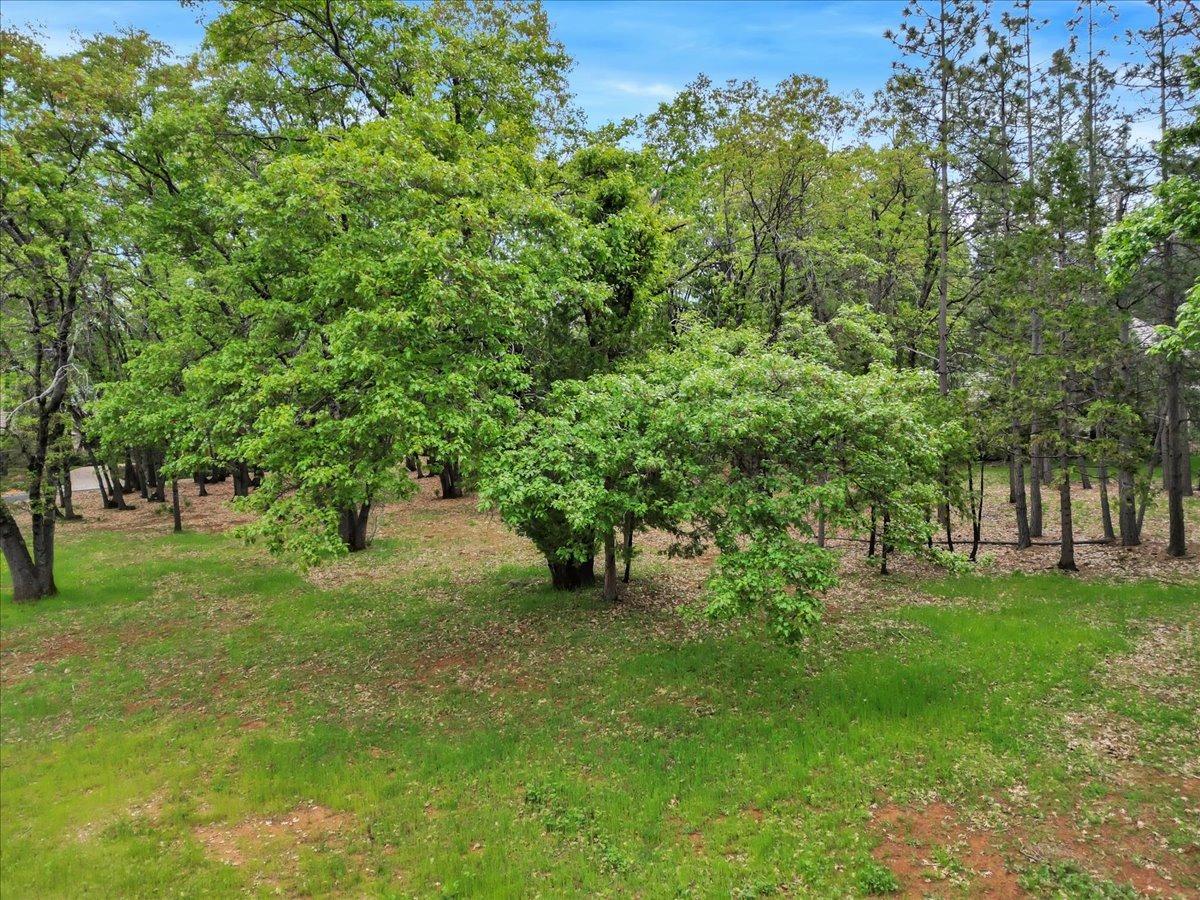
[{"x1": 1, "y1": 471, "x2": 1198, "y2": 897}]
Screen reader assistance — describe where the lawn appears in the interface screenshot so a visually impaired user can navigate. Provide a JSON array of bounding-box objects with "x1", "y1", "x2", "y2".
[{"x1": 2, "y1": 487, "x2": 1198, "y2": 897}]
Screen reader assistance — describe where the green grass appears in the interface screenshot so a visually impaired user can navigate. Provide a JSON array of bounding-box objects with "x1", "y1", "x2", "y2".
[{"x1": 2, "y1": 526, "x2": 1198, "y2": 897}]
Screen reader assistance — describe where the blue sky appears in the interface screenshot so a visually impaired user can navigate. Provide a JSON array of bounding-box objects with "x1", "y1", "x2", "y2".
[{"x1": 4, "y1": 0, "x2": 1160, "y2": 125}]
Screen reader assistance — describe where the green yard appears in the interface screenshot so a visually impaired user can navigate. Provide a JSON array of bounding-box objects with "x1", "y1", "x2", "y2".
[{"x1": 3, "y1": 491, "x2": 1197, "y2": 897}]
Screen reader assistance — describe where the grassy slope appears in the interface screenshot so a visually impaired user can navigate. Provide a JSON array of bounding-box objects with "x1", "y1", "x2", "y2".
[{"x1": 2, "y1": 525, "x2": 1198, "y2": 897}]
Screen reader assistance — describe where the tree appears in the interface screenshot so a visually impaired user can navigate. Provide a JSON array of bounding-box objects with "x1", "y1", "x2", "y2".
[
  {"x1": 90, "y1": 0, "x2": 578, "y2": 559},
  {"x1": 1, "y1": 31, "x2": 165, "y2": 599},
  {"x1": 484, "y1": 325, "x2": 963, "y2": 640},
  {"x1": 1112, "y1": 1, "x2": 1198, "y2": 556}
]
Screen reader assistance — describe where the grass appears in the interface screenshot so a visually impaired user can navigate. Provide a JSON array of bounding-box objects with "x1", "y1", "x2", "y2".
[{"x1": 2, "y1": 518, "x2": 1198, "y2": 897}]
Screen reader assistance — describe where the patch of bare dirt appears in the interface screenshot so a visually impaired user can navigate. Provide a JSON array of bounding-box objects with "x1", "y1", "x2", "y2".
[
  {"x1": 870, "y1": 800, "x2": 1025, "y2": 897},
  {"x1": 54, "y1": 479, "x2": 256, "y2": 535},
  {"x1": 307, "y1": 476, "x2": 538, "y2": 589},
  {"x1": 871, "y1": 769, "x2": 1200, "y2": 900},
  {"x1": 1026, "y1": 802, "x2": 1196, "y2": 897},
  {"x1": 0, "y1": 634, "x2": 91, "y2": 685},
  {"x1": 193, "y1": 804, "x2": 356, "y2": 868}
]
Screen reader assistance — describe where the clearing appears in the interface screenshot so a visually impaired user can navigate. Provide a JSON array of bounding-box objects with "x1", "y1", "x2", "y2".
[{"x1": 2, "y1": 477, "x2": 1198, "y2": 897}]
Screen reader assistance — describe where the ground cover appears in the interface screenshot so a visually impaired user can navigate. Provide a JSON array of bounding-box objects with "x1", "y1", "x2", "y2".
[{"x1": 2, "y1": 479, "x2": 1197, "y2": 897}]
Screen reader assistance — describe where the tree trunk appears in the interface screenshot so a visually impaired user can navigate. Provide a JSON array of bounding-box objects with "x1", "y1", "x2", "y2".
[
  {"x1": 86, "y1": 445, "x2": 116, "y2": 509},
  {"x1": 1, "y1": 502, "x2": 48, "y2": 602},
  {"x1": 880, "y1": 509, "x2": 890, "y2": 576},
  {"x1": 547, "y1": 556, "x2": 595, "y2": 591},
  {"x1": 436, "y1": 461, "x2": 463, "y2": 500},
  {"x1": 1013, "y1": 454, "x2": 1031, "y2": 550},
  {"x1": 1078, "y1": 457, "x2": 1091, "y2": 490},
  {"x1": 1098, "y1": 461, "x2": 1115, "y2": 543},
  {"x1": 969, "y1": 459, "x2": 983, "y2": 562},
  {"x1": 137, "y1": 451, "x2": 150, "y2": 499},
  {"x1": 622, "y1": 512, "x2": 634, "y2": 583},
  {"x1": 123, "y1": 451, "x2": 140, "y2": 493},
  {"x1": 105, "y1": 464, "x2": 130, "y2": 510},
  {"x1": 1058, "y1": 454, "x2": 1077, "y2": 572},
  {"x1": 195, "y1": 472, "x2": 208, "y2": 497},
  {"x1": 59, "y1": 468, "x2": 80, "y2": 521},
  {"x1": 171, "y1": 479, "x2": 182, "y2": 533},
  {"x1": 1182, "y1": 415, "x2": 1193, "y2": 496},
  {"x1": 1118, "y1": 461, "x2": 1140, "y2": 546},
  {"x1": 603, "y1": 527, "x2": 619, "y2": 602},
  {"x1": 232, "y1": 462, "x2": 252, "y2": 498},
  {"x1": 1165, "y1": 356, "x2": 1187, "y2": 557},
  {"x1": 146, "y1": 453, "x2": 165, "y2": 502},
  {"x1": 1029, "y1": 439, "x2": 1044, "y2": 538},
  {"x1": 338, "y1": 503, "x2": 371, "y2": 552}
]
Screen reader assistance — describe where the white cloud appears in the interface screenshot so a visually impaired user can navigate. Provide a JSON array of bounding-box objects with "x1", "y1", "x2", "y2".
[{"x1": 596, "y1": 78, "x2": 678, "y2": 100}]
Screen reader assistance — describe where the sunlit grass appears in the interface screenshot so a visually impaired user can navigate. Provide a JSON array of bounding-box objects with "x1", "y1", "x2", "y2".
[{"x1": 2, "y1": 527, "x2": 1197, "y2": 896}]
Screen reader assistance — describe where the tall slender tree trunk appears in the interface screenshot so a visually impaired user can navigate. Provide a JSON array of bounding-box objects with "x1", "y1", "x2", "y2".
[
  {"x1": 1117, "y1": 320, "x2": 1140, "y2": 546},
  {"x1": 1118, "y1": 462, "x2": 1140, "y2": 546},
  {"x1": 1058, "y1": 393, "x2": 1077, "y2": 571},
  {"x1": 880, "y1": 509, "x2": 891, "y2": 576},
  {"x1": 1011, "y1": 360, "x2": 1031, "y2": 548},
  {"x1": 1058, "y1": 463, "x2": 1076, "y2": 570},
  {"x1": 1156, "y1": 12, "x2": 1187, "y2": 557},
  {"x1": 933, "y1": 0, "x2": 954, "y2": 545},
  {"x1": 1165, "y1": 355, "x2": 1187, "y2": 556},
  {"x1": 1181, "y1": 415, "x2": 1193, "y2": 496},
  {"x1": 137, "y1": 451, "x2": 150, "y2": 499},
  {"x1": 603, "y1": 527, "x2": 619, "y2": 602},
  {"x1": 969, "y1": 459, "x2": 984, "y2": 562},
  {"x1": 1098, "y1": 460, "x2": 1115, "y2": 542},
  {"x1": 59, "y1": 468, "x2": 79, "y2": 521},
  {"x1": 171, "y1": 479, "x2": 182, "y2": 533},
  {"x1": 622, "y1": 512, "x2": 634, "y2": 583},
  {"x1": 1030, "y1": 322, "x2": 1045, "y2": 537},
  {"x1": 1024, "y1": 11, "x2": 1043, "y2": 541},
  {"x1": 1013, "y1": 454, "x2": 1031, "y2": 549}
]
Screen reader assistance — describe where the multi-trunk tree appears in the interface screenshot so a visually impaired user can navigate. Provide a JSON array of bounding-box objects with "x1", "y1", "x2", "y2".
[{"x1": 484, "y1": 325, "x2": 963, "y2": 638}]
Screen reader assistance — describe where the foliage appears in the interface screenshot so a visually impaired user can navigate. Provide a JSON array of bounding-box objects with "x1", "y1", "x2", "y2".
[
  {"x1": 1102, "y1": 174, "x2": 1200, "y2": 357},
  {"x1": 1018, "y1": 861, "x2": 1138, "y2": 899},
  {"x1": 484, "y1": 325, "x2": 963, "y2": 640},
  {"x1": 856, "y1": 860, "x2": 901, "y2": 895}
]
